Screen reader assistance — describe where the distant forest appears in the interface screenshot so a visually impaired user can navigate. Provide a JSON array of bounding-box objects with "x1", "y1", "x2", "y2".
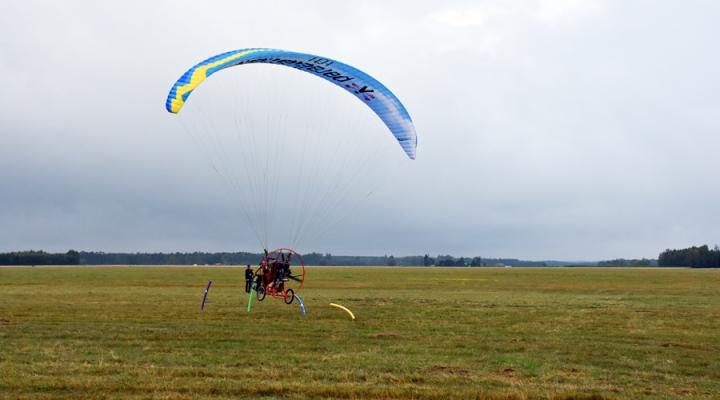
[
  {"x1": 0, "y1": 251, "x2": 549, "y2": 267},
  {"x1": 658, "y1": 245, "x2": 720, "y2": 268},
  {"x1": 597, "y1": 258, "x2": 656, "y2": 267},
  {"x1": 2, "y1": 246, "x2": 717, "y2": 267},
  {"x1": 0, "y1": 250, "x2": 667, "y2": 267}
]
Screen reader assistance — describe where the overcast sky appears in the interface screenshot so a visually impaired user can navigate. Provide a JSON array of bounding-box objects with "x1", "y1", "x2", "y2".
[{"x1": 2, "y1": 1, "x2": 719, "y2": 260}]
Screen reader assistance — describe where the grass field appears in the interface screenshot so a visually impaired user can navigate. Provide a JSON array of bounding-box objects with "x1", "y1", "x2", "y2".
[{"x1": 1, "y1": 266, "x2": 719, "y2": 399}]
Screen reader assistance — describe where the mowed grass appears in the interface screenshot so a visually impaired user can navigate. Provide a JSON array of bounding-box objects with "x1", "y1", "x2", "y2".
[{"x1": 1, "y1": 267, "x2": 719, "y2": 399}]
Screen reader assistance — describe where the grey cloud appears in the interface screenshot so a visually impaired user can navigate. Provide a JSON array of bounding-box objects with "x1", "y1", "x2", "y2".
[{"x1": 2, "y1": 1, "x2": 719, "y2": 259}]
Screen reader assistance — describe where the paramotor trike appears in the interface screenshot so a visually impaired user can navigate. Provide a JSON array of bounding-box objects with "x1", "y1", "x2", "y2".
[{"x1": 254, "y1": 248, "x2": 305, "y2": 305}]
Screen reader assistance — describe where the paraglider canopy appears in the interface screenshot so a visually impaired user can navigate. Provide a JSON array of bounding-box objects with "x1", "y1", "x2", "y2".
[{"x1": 166, "y1": 48, "x2": 417, "y2": 159}]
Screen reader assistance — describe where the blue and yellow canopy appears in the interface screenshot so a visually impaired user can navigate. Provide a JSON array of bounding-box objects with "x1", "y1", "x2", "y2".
[{"x1": 166, "y1": 48, "x2": 417, "y2": 159}]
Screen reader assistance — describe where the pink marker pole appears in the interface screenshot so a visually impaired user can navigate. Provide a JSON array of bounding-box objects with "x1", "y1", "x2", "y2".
[{"x1": 201, "y1": 280, "x2": 212, "y2": 311}]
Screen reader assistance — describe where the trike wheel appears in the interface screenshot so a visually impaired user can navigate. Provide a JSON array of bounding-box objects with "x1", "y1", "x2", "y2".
[
  {"x1": 256, "y1": 286, "x2": 266, "y2": 301},
  {"x1": 284, "y1": 288, "x2": 295, "y2": 304}
]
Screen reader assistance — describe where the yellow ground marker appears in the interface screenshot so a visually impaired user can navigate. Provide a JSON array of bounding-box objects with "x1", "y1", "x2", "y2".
[{"x1": 329, "y1": 303, "x2": 355, "y2": 320}]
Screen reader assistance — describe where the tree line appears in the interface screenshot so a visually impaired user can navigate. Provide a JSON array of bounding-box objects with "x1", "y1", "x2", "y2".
[
  {"x1": 658, "y1": 245, "x2": 720, "y2": 268},
  {"x1": 596, "y1": 258, "x2": 656, "y2": 267},
  {"x1": 7, "y1": 249, "x2": 715, "y2": 267},
  {"x1": 0, "y1": 250, "x2": 81, "y2": 265},
  {"x1": 1, "y1": 251, "x2": 555, "y2": 266}
]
